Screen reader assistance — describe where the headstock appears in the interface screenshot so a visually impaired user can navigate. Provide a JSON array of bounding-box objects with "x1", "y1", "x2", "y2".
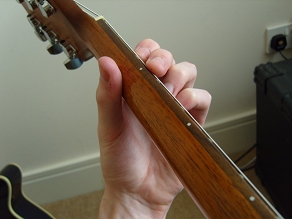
[{"x1": 17, "y1": 0, "x2": 98, "y2": 70}]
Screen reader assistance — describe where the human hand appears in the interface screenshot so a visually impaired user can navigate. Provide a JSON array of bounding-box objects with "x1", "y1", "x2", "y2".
[{"x1": 96, "y1": 39, "x2": 211, "y2": 219}]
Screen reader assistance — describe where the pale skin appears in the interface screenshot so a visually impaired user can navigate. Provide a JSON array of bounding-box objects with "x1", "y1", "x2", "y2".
[{"x1": 96, "y1": 39, "x2": 212, "y2": 219}]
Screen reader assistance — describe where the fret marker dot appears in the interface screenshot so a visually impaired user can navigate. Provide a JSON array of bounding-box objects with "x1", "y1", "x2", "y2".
[
  {"x1": 139, "y1": 68, "x2": 143, "y2": 71},
  {"x1": 187, "y1": 123, "x2": 191, "y2": 127},
  {"x1": 249, "y1": 196, "x2": 255, "y2": 202}
]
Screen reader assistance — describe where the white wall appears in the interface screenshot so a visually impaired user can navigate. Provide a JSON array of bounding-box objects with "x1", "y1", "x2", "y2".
[{"x1": 1, "y1": 0, "x2": 291, "y2": 204}]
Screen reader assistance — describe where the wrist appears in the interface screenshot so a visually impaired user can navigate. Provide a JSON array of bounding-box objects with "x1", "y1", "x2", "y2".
[{"x1": 98, "y1": 188, "x2": 170, "y2": 219}]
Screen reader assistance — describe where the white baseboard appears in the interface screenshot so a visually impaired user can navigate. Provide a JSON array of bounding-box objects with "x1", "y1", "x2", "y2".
[
  {"x1": 22, "y1": 111, "x2": 256, "y2": 205},
  {"x1": 205, "y1": 110, "x2": 256, "y2": 154},
  {"x1": 23, "y1": 153, "x2": 104, "y2": 205}
]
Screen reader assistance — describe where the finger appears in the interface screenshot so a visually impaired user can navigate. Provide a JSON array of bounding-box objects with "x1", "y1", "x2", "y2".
[
  {"x1": 96, "y1": 56, "x2": 124, "y2": 142},
  {"x1": 176, "y1": 88, "x2": 212, "y2": 126},
  {"x1": 145, "y1": 49, "x2": 175, "y2": 78},
  {"x1": 134, "y1": 39, "x2": 161, "y2": 62},
  {"x1": 135, "y1": 39, "x2": 175, "y2": 77},
  {"x1": 162, "y1": 62, "x2": 197, "y2": 96}
]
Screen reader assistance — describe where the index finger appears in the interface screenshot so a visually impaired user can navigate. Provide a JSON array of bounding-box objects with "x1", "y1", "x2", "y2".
[{"x1": 134, "y1": 39, "x2": 161, "y2": 62}]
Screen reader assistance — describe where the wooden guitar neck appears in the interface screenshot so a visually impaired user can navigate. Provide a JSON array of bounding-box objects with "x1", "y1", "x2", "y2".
[{"x1": 17, "y1": 1, "x2": 282, "y2": 218}]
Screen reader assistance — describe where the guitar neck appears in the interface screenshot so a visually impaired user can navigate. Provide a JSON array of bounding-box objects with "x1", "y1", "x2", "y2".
[{"x1": 19, "y1": 1, "x2": 282, "y2": 218}]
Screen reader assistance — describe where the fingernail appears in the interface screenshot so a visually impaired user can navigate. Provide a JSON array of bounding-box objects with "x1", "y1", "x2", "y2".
[
  {"x1": 164, "y1": 82, "x2": 174, "y2": 94},
  {"x1": 148, "y1": 56, "x2": 165, "y2": 66}
]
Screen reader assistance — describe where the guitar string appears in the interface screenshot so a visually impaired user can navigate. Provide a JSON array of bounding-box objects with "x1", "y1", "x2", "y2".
[{"x1": 73, "y1": 0, "x2": 104, "y2": 21}]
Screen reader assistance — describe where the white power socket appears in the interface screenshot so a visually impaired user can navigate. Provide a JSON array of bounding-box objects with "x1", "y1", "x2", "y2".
[{"x1": 265, "y1": 23, "x2": 292, "y2": 54}]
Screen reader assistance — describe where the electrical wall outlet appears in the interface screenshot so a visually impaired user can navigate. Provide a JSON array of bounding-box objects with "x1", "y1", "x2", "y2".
[{"x1": 265, "y1": 23, "x2": 292, "y2": 54}]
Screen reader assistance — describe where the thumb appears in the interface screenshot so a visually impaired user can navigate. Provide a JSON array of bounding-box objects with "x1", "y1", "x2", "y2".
[{"x1": 96, "y1": 56, "x2": 124, "y2": 142}]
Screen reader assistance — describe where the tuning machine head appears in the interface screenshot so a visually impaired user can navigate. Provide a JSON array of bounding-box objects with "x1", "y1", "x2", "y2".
[
  {"x1": 35, "y1": 0, "x2": 55, "y2": 18},
  {"x1": 47, "y1": 43, "x2": 63, "y2": 55},
  {"x1": 24, "y1": 0, "x2": 38, "y2": 11},
  {"x1": 63, "y1": 58, "x2": 83, "y2": 70},
  {"x1": 40, "y1": 26, "x2": 63, "y2": 55},
  {"x1": 27, "y1": 14, "x2": 47, "y2": 42},
  {"x1": 60, "y1": 40, "x2": 83, "y2": 70}
]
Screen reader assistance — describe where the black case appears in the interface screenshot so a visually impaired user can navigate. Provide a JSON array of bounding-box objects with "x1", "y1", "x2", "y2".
[{"x1": 254, "y1": 58, "x2": 292, "y2": 218}]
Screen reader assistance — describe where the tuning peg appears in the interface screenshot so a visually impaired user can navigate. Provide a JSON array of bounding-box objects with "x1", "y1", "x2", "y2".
[
  {"x1": 60, "y1": 40, "x2": 83, "y2": 70},
  {"x1": 34, "y1": 31, "x2": 47, "y2": 42},
  {"x1": 16, "y1": 0, "x2": 24, "y2": 3},
  {"x1": 40, "y1": 26, "x2": 63, "y2": 54},
  {"x1": 63, "y1": 58, "x2": 83, "y2": 70},
  {"x1": 35, "y1": 0, "x2": 55, "y2": 18},
  {"x1": 47, "y1": 43, "x2": 63, "y2": 55},
  {"x1": 27, "y1": 14, "x2": 47, "y2": 42},
  {"x1": 27, "y1": 14, "x2": 40, "y2": 31},
  {"x1": 24, "y1": 0, "x2": 38, "y2": 11}
]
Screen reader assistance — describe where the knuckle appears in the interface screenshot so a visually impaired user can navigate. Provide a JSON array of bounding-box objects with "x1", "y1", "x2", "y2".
[{"x1": 172, "y1": 62, "x2": 197, "y2": 80}]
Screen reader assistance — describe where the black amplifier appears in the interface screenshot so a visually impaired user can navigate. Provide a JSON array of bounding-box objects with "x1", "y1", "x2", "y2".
[{"x1": 254, "y1": 58, "x2": 292, "y2": 218}]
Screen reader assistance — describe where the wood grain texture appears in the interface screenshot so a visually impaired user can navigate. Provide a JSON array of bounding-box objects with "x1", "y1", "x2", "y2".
[{"x1": 20, "y1": 1, "x2": 282, "y2": 218}]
